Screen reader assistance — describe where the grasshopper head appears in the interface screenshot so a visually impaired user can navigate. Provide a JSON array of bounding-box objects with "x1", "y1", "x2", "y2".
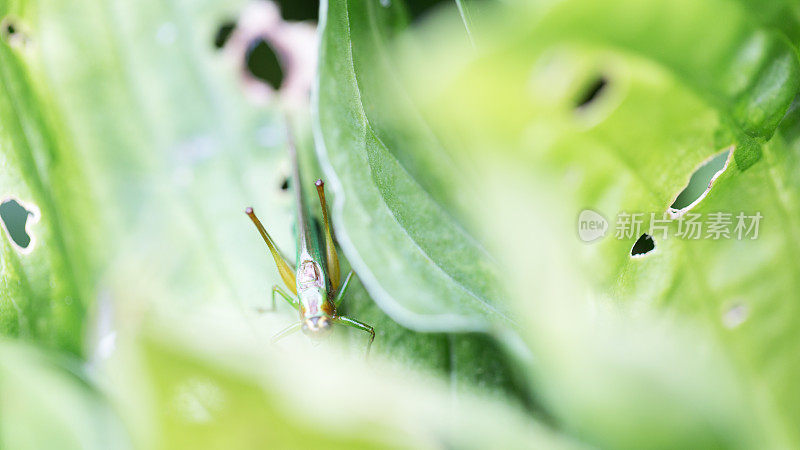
[{"x1": 302, "y1": 315, "x2": 333, "y2": 339}]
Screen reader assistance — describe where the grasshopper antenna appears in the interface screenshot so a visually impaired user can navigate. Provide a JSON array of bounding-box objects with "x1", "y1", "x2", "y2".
[
  {"x1": 315, "y1": 179, "x2": 341, "y2": 291},
  {"x1": 246, "y1": 207, "x2": 297, "y2": 294}
]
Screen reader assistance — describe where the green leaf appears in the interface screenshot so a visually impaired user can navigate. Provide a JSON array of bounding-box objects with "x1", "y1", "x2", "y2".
[
  {"x1": 0, "y1": 2, "x2": 99, "y2": 356},
  {"x1": 32, "y1": 0, "x2": 291, "y2": 314},
  {"x1": 511, "y1": 0, "x2": 800, "y2": 139},
  {"x1": 387, "y1": 0, "x2": 800, "y2": 446},
  {"x1": 8, "y1": 0, "x2": 541, "y2": 444},
  {"x1": 0, "y1": 339, "x2": 128, "y2": 449},
  {"x1": 732, "y1": 0, "x2": 800, "y2": 45},
  {"x1": 300, "y1": 135, "x2": 523, "y2": 400},
  {"x1": 315, "y1": 0, "x2": 509, "y2": 332},
  {"x1": 30, "y1": 0, "x2": 517, "y2": 399},
  {"x1": 0, "y1": 0, "x2": 564, "y2": 444},
  {"x1": 108, "y1": 316, "x2": 574, "y2": 450}
]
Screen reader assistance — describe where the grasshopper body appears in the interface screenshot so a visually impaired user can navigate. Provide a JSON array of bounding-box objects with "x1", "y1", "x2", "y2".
[{"x1": 246, "y1": 132, "x2": 374, "y2": 354}]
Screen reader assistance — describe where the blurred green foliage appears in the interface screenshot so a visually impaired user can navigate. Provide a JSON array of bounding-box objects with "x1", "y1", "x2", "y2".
[
  {"x1": 315, "y1": 0, "x2": 800, "y2": 447},
  {"x1": 0, "y1": 0, "x2": 799, "y2": 448}
]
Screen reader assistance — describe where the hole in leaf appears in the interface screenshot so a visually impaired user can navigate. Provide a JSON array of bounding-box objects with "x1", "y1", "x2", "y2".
[
  {"x1": 630, "y1": 233, "x2": 655, "y2": 257},
  {"x1": 670, "y1": 149, "x2": 731, "y2": 211},
  {"x1": 280, "y1": 176, "x2": 290, "y2": 191},
  {"x1": 245, "y1": 38, "x2": 284, "y2": 90},
  {"x1": 1, "y1": 17, "x2": 20, "y2": 42},
  {"x1": 1, "y1": 17, "x2": 30, "y2": 48},
  {"x1": 575, "y1": 76, "x2": 608, "y2": 108},
  {"x1": 275, "y1": 0, "x2": 319, "y2": 21},
  {"x1": 0, "y1": 199, "x2": 33, "y2": 249},
  {"x1": 213, "y1": 21, "x2": 236, "y2": 49}
]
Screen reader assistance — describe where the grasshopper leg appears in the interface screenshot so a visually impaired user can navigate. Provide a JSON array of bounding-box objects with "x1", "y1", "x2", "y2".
[
  {"x1": 256, "y1": 285, "x2": 299, "y2": 313},
  {"x1": 336, "y1": 316, "x2": 375, "y2": 357},
  {"x1": 271, "y1": 322, "x2": 302, "y2": 344}
]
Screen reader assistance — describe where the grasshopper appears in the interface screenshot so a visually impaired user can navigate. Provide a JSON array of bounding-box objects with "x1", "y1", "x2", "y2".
[{"x1": 246, "y1": 132, "x2": 375, "y2": 354}]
